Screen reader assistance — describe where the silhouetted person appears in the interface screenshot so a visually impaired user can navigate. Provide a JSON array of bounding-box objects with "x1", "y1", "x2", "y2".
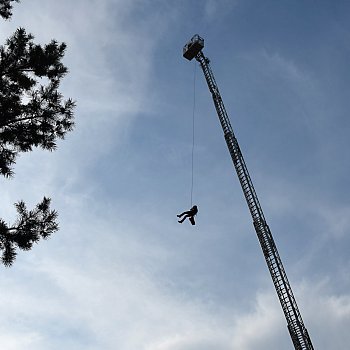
[{"x1": 177, "y1": 205, "x2": 198, "y2": 225}]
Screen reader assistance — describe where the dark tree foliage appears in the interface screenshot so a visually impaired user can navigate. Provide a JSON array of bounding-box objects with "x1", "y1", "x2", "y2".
[
  {"x1": 0, "y1": 0, "x2": 19, "y2": 19},
  {"x1": 0, "y1": 197, "x2": 58, "y2": 266},
  {"x1": 0, "y1": 6, "x2": 75, "y2": 266},
  {"x1": 0, "y1": 28, "x2": 75, "y2": 177}
]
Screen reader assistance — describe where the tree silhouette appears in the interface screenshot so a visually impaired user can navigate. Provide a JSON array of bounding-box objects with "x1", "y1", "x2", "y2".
[
  {"x1": 0, "y1": 27, "x2": 75, "y2": 177},
  {"x1": 0, "y1": 3, "x2": 75, "y2": 266},
  {"x1": 0, "y1": 0, "x2": 19, "y2": 20},
  {"x1": 0, "y1": 198, "x2": 58, "y2": 266}
]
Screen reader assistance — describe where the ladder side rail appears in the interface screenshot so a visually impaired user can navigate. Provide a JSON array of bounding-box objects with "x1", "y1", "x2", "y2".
[
  {"x1": 256, "y1": 222, "x2": 314, "y2": 350},
  {"x1": 196, "y1": 53, "x2": 265, "y2": 222},
  {"x1": 195, "y1": 51, "x2": 314, "y2": 350},
  {"x1": 225, "y1": 133, "x2": 265, "y2": 221},
  {"x1": 230, "y1": 131, "x2": 310, "y2": 349}
]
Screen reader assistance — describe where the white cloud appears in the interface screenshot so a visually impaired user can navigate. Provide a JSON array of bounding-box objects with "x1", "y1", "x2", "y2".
[
  {"x1": 231, "y1": 289, "x2": 289, "y2": 349},
  {"x1": 317, "y1": 204, "x2": 350, "y2": 239},
  {"x1": 204, "y1": 0, "x2": 238, "y2": 22},
  {"x1": 0, "y1": 331, "x2": 42, "y2": 350},
  {"x1": 0, "y1": 249, "x2": 236, "y2": 349},
  {"x1": 3, "y1": 245, "x2": 350, "y2": 350},
  {"x1": 231, "y1": 281, "x2": 350, "y2": 350}
]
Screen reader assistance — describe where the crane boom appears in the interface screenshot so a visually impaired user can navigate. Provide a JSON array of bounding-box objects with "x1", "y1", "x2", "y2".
[{"x1": 183, "y1": 35, "x2": 314, "y2": 350}]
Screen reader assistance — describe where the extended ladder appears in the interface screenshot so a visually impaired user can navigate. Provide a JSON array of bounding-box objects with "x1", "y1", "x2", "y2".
[{"x1": 183, "y1": 35, "x2": 314, "y2": 350}]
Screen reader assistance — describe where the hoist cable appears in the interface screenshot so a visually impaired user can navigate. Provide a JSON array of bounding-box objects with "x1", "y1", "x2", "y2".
[{"x1": 190, "y1": 61, "x2": 196, "y2": 207}]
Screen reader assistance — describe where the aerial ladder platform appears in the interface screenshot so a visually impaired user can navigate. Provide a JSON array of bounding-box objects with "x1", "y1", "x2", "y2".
[{"x1": 183, "y1": 34, "x2": 315, "y2": 350}]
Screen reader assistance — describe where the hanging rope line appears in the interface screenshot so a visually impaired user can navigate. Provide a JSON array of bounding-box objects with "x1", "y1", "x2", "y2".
[{"x1": 190, "y1": 61, "x2": 197, "y2": 207}]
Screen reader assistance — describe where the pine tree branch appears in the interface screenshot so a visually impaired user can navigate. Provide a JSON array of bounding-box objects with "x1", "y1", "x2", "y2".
[
  {"x1": 0, "y1": 197, "x2": 59, "y2": 266},
  {"x1": 0, "y1": 114, "x2": 41, "y2": 127},
  {"x1": 0, "y1": 0, "x2": 19, "y2": 20}
]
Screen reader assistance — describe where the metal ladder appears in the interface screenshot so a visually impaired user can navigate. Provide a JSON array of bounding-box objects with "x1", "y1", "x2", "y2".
[{"x1": 195, "y1": 50, "x2": 314, "y2": 350}]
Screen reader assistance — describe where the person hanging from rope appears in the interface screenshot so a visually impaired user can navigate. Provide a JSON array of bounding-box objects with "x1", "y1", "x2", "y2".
[
  {"x1": 177, "y1": 62, "x2": 198, "y2": 226},
  {"x1": 177, "y1": 205, "x2": 198, "y2": 225}
]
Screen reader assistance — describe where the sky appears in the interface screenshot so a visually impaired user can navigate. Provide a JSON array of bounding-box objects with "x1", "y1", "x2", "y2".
[{"x1": 1, "y1": 0, "x2": 350, "y2": 349}]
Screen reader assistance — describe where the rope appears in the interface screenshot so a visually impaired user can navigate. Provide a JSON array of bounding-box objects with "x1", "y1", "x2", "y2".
[{"x1": 190, "y1": 61, "x2": 196, "y2": 207}]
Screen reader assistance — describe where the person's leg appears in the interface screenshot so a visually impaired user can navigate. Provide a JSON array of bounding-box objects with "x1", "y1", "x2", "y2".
[
  {"x1": 177, "y1": 210, "x2": 191, "y2": 218},
  {"x1": 178, "y1": 213, "x2": 190, "y2": 223}
]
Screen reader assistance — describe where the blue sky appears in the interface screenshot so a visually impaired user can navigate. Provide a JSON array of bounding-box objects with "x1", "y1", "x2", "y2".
[{"x1": 1, "y1": 0, "x2": 350, "y2": 349}]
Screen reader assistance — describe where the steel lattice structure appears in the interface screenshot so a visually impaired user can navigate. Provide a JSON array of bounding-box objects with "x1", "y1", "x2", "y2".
[{"x1": 183, "y1": 35, "x2": 314, "y2": 350}]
